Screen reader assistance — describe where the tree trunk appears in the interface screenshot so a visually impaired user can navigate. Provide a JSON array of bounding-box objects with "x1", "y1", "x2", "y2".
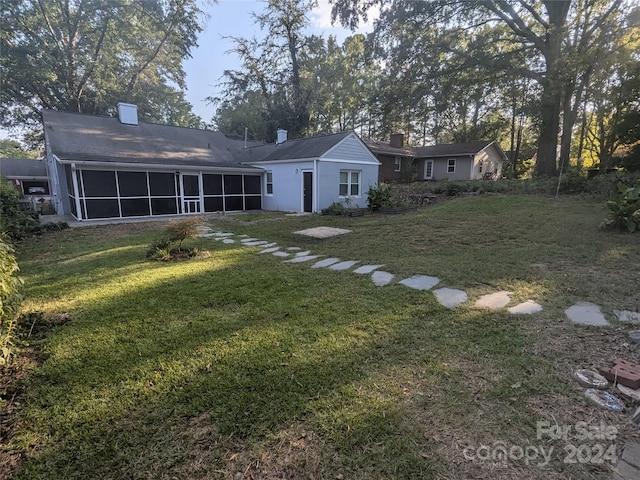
[{"x1": 535, "y1": 79, "x2": 561, "y2": 177}]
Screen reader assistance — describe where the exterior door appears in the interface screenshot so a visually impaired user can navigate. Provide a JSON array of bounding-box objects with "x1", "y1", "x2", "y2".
[
  {"x1": 303, "y1": 171, "x2": 313, "y2": 213},
  {"x1": 180, "y1": 173, "x2": 201, "y2": 214},
  {"x1": 424, "y1": 160, "x2": 434, "y2": 180}
]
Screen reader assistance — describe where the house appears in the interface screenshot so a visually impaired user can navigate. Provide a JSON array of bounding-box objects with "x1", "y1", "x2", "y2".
[
  {"x1": 238, "y1": 129, "x2": 380, "y2": 213},
  {"x1": 42, "y1": 104, "x2": 379, "y2": 221},
  {"x1": 364, "y1": 134, "x2": 506, "y2": 182},
  {"x1": 0, "y1": 157, "x2": 53, "y2": 213}
]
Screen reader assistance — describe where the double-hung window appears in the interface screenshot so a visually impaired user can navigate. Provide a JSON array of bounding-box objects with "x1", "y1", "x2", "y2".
[
  {"x1": 447, "y1": 159, "x2": 456, "y2": 173},
  {"x1": 394, "y1": 157, "x2": 401, "y2": 172},
  {"x1": 339, "y1": 170, "x2": 360, "y2": 197},
  {"x1": 265, "y1": 171, "x2": 273, "y2": 195}
]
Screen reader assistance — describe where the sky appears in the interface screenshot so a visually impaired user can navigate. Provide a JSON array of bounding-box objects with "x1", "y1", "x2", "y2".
[{"x1": 182, "y1": 0, "x2": 376, "y2": 123}]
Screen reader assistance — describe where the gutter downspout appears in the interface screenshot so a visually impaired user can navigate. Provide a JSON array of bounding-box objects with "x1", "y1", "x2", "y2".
[{"x1": 313, "y1": 158, "x2": 318, "y2": 213}]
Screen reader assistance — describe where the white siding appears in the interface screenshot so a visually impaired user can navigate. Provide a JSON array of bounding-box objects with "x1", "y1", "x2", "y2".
[
  {"x1": 317, "y1": 161, "x2": 378, "y2": 211},
  {"x1": 324, "y1": 135, "x2": 379, "y2": 164},
  {"x1": 260, "y1": 161, "x2": 314, "y2": 212}
]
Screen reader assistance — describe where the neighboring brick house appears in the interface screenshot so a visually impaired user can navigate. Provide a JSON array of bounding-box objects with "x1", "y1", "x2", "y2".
[{"x1": 364, "y1": 134, "x2": 506, "y2": 182}]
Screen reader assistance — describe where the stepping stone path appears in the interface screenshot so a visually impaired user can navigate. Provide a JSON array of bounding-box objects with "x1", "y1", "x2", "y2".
[
  {"x1": 565, "y1": 302, "x2": 610, "y2": 327},
  {"x1": 198, "y1": 226, "x2": 636, "y2": 320}
]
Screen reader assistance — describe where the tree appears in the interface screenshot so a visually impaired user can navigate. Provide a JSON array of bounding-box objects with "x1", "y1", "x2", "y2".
[
  {"x1": 0, "y1": 139, "x2": 39, "y2": 158},
  {"x1": 331, "y1": 0, "x2": 636, "y2": 177},
  {"x1": 1, "y1": 0, "x2": 203, "y2": 141}
]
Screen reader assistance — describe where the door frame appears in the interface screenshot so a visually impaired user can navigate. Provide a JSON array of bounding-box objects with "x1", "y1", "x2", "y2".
[
  {"x1": 179, "y1": 172, "x2": 202, "y2": 214},
  {"x1": 302, "y1": 170, "x2": 313, "y2": 213}
]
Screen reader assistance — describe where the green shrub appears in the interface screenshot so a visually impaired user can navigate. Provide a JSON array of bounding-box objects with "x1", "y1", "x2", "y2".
[
  {"x1": 0, "y1": 236, "x2": 23, "y2": 365},
  {"x1": 165, "y1": 216, "x2": 201, "y2": 251},
  {"x1": 147, "y1": 217, "x2": 205, "y2": 261},
  {"x1": 0, "y1": 177, "x2": 39, "y2": 240},
  {"x1": 367, "y1": 183, "x2": 394, "y2": 211},
  {"x1": 602, "y1": 182, "x2": 640, "y2": 232}
]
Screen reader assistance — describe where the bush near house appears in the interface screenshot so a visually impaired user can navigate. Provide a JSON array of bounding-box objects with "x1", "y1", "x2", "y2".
[
  {"x1": 602, "y1": 182, "x2": 640, "y2": 232},
  {"x1": 0, "y1": 237, "x2": 23, "y2": 365},
  {"x1": 0, "y1": 178, "x2": 39, "y2": 241}
]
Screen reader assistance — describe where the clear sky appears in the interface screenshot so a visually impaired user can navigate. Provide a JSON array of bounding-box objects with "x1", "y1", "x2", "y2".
[{"x1": 183, "y1": 0, "x2": 375, "y2": 123}]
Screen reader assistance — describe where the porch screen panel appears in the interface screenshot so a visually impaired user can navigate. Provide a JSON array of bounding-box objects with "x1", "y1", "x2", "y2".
[
  {"x1": 224, "y1": 196, "x2": 243, "y2": 211},
  {"x1": 121, "y1": 198, "x2": 150, "y2": 217},
  {"x1": 149, "y1": 172, "x2": 177, "y2": 196},
  {"x1": 118, "y1": 171, "x2": 148, "y2": 197},
  {"x1": 244, "y1": 176, "x2": 261, "y2": 194},
  {"x1": 85, "y1": 199, "x2": 119, "y2": 218},
  {"x1": 64, "y1": 165, "x2": 75, "y2": 196},
  {"x1": 82, "y1": 170, "x2": 117, "y2": 197},
  {"x1": 224, "y1": 175, "x2": 243, "y2": 194},
  {"x1": 202, "y1": 174, "x2": 223, "y2": 194},
  {"x1": 204, "y1": 197, "x2": 223, "y2": 212},
  {"x1": 151, "y1": 198, "x2": 178, "y2": 215},
  {"x1": 244, "y1": 196, "x2": 261, "y2": 210},
  {"x1": 182, "y1": 175, "x2": 199, "y2": 196}
]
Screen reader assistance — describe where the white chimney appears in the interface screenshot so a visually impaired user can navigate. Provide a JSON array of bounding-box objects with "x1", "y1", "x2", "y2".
[
  {"x1": 276, "y1": 129, "x2": 288, "y2": 144},
  {"x1": 117, "y1": 102, "x2": 138, "y2": 125}
]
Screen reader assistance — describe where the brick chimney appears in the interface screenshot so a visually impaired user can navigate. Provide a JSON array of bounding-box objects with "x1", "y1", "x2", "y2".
[{"x1": 390, "y1": 133, "x2": 404, "y2": 148}]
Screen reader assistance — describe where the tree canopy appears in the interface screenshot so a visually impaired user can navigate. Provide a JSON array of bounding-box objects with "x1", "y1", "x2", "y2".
[{"x1": 1, "y1": 0, "x2": 204, "y2": 142}]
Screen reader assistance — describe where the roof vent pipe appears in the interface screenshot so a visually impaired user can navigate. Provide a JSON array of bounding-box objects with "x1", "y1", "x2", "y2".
[
  {"x1": 117, "y1": 103, "x2": 138, "y2": 125},
  {"x1": 276, "y1": 129, "x2": 288, "y2": 145}
]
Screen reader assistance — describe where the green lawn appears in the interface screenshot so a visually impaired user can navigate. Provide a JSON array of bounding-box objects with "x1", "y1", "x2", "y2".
[{"x1": 4, "y1": 195, "x2": 639, "y2": 479}]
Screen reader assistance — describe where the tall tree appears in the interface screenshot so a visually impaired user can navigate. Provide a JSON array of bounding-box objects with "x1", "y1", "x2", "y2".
[
  {"x1": 331, "y1": 0, "x2": 635, "y2": 177},
  {"x1": 1, "y1": 0, "x2": 203, "y2": 140}
]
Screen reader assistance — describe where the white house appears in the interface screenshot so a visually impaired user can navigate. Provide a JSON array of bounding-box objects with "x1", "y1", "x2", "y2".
[{"x1": 41, "y1": 104, "x2": 380, "y2": 220}]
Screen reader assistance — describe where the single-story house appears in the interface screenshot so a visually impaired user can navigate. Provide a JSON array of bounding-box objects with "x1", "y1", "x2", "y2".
[
  {"x1": 364, "y1": 134, "x2": 506, "y2": 182},
  {"x1": 42, "y1": 103, "x2": 379, "y2": 221},
  {"x1": 0, "y1": 157, "x2": 53, "y2": 212},
  {"x1": 237, "y1": 130, "x2": 380, "y2": 213}
]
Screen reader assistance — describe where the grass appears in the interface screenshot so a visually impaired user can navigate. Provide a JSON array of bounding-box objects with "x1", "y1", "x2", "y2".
[{"x1": 2, "y1": 194, "x2": 639, "y2": 479}]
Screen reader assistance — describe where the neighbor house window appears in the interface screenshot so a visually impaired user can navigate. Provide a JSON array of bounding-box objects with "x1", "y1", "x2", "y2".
[
  {"x1": 266, "y1": 171, "x2": 273, "y2": 195},
  {"x1": 479, "y1": 160, "x2": 483, "y2": 173},
  {"x1": 339, "y1": 170, "x2": 360, "y2": 197},
  {"x1": 394, "y1": 157, "x2": 401, "y2": 172},
  {"x1": 447, "y1": 159, "x2": 456, "y2": 173}
]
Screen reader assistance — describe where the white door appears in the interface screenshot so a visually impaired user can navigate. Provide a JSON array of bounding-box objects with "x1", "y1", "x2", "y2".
[
  {"x1": 424, "y1": 160, "x2": 434, "y2": 180},
  {"x1": 180, "y1": 173, "x2": 201, "y2": 214}
]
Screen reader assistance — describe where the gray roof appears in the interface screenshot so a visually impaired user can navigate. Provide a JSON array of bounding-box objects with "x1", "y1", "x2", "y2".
[
  {"x1": 42, "y1": 109, "x2": 261, "y2": 170},
  {"x1": 362, "y1": 138, "x2": 415, "y2": 157},
  {"x1": 0, "y1": 158, "x2": 47, "y2": 178},
  {"x1": 363, "y1": 138, "x2": 501, "y2": 159},
  {"x1": 414, "y1": 141, "x2": 495, "y2": 158},
  {"x1": 237, "y1": 131, "x2": 354, "y2": 163}
]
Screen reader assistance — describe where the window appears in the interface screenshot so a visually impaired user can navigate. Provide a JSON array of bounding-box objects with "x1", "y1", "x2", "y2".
[
  {"x1": 265, "y1": 171, "x2": 273, "y2": 195},
  {"x1": 447, "y1": 159, "x2": 456, "y2": 173},
  {"x1": 339, "y1": 170, "x2": 360, "y2": 197},
  {"x1": 394, "y1": 157, "x2": 401, "y2": 172},
  {"x1": 479, "y1": 160, "x2": 483, "y2": 173}
]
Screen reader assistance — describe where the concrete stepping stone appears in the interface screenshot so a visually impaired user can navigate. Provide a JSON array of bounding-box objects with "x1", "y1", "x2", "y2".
[
  {"x1": 475, "y1": 291, "x2": 512, "y2": 309},
  {"x1": 243, "y1": 240, "x2": 269, "y2": 246},
  {"x1": 240, "y1": 238, "x2": 259, "y2": 243},
  {"x1": 566, "y1": 302, "x2": 610, "y2": 327},
  {"x1": 272, "y1": 251, "x2": 291, "y2": 258},
  {"x1": 295, "y1": 250, "x2": 312, "y2": 257},
  {"x1": 372, "y1": 271, "x2": 394, "y2": 286},
  {"x1": 213, "y1": 232, "x2": 234, "y2": 237},
  {"x1": 353, "y1": 264, "x2": 384, "y2": 274},
  {"x1": 399, "y1": 274, "x2": 440, "y2": 291},
  {"x1": 259, "y1": 246, "x2": 280, "y2": 254},
  {"x1": 222, "y1": 238, "x2": 235, "y2": 244},
  {"x1": 262, "y1": 242, "x2": 278, "y2": 248},
  {"x1": 237, "y1": 234, "x2": 249, "y2": 238},
  {"x1": 287, "y1": 247, "x2": 302, "y2": 251},
  {"x1": 294, "y1": 227, "x2": 351, "y2": 238},
  {"x1": 614, "y1": 310, "x2": 640, "y2": 325},
  {"x1": 283, "y1": 255, "x2": 322, "y2": 263},
  {"x1": 433, "y1": 288, "x2": 468, "y2": 308},
  {"x1": 196, "y1": 225, "x2": 212, "y2": 231},
  {"x1": 508, "y1": 300, "x2": 542, "y2": 314},
  {"x1": 329, "y1": 260, "x2": 359, "y2": 271},
  {"x1": 312, "y1": 258, "x2": 341, "y2": 268}
]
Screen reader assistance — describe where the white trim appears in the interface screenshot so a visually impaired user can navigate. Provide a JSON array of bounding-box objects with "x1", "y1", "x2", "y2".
[
  {"x1": 339, "y1": 169, "x2": 361, "y2": 198},
  {"x1": 447, "y1": 158, "x2": 456, "y2": 174},
  {"x1": 71, "y1": 163, "x2": 83, "y2": 220},
  {"x1": 319, "y1": 157, "x2": 380, "y2": 165},
  {"x1": 424, "y1": 160, "x2": 434, "y2": 180},
  {"x1": 265, "y1": 171, "x2": 273, "y2": 196},
  {"x1": 301, "y1": 170, "x2": 314, "y2": 213},
  {"x1": 55, "y1": 158, "x2": 263, "y2": 174},
  {"x1": 245, "y1": 157, "x2": 319, "y2": 166}
]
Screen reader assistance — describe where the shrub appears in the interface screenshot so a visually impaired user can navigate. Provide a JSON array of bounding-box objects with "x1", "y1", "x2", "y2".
[
  {"x1": 602, "y1": 182, "x2": 640, "y2": 232},
  {"x1": 165, "y1": 216, "x2": 202, "y2": 251},
  {"x1": 0, "y1": 177, "x2": 39, "y2": 240},
  {"x1": 147, "y1": 217, "x2": 205, "y2": 261},
  {"x1": 0, "y1": 236, "x2": 23, "y2": 366},
  {"x1": 367, "y1": 183, "x2": 394, "y2": 211}
]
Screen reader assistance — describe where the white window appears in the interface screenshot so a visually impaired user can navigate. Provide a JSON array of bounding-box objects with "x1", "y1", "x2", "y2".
[
  {"x1": 447, "y1": 159, "x2": 456, "y2": 173},
  {"x1": 265, "y1": 171, "x2": 273, "y2": 195},
  {"x1": 424, "y1": 160, "x2": 434, "y2": 179},
  {"x1": 339, "y1": 170, "x2": 360, "y2": 197},
  {"x1": 394, "y1": 157, "x2": 401, "y2": 172}
]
